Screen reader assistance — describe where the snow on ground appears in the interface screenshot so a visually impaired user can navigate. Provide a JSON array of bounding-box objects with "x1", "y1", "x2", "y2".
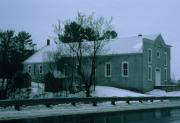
[
  {"x1": 1, "y1": 101, "x2": 180, "y2": 121},
  {"x1": 147, "y1": 89, "x2": 180, "y2": 97},
  {"x1": 30, "y1": 82, "x2": 180, "y2": 98},
  {"x1": 31, "y1": 82, "x2": 44, "y2": 94},
  {"x1": 91, "y1": 86, "x2": 180, "y2": 97},
  {"x1": 146, "y1": 89, "x2": 167, "y2": 96},
  {"x1": 11, "y1": 83, "x2": 148, "y2": 99},
  {"x1": 91, "y1": 86, "x2": 147, "y2": 97},
  {"x1": 9, "y1": 82, "x2": 180, "y2": 100},
  {"x1": 2, "y1": 83, "x2": 180, "y2": 120},
  {"x1": 167, "y1": 91, "x2": 180, "y2": 96},
  {"x1": 8, "y1": 81, "x2": 180, "y2": 100},
  {"x1": 9, "y1": 82, "x2": 45, "y2": 100}
]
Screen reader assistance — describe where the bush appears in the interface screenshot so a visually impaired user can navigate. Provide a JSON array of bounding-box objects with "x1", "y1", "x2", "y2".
[
  {"x1": 13, "y1": 71, "x2": 31, "y2": 89},
  {"x1": 44, "y1": 72, "x2": 64, "y2": 92},
  {"x1": 44, "y1": 72, "x2": 54, "y2": 92}
]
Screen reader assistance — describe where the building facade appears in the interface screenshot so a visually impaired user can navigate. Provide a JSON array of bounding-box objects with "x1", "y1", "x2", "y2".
[{"x1": 23, "y1": 34, "x2": 171, "y2": 92}]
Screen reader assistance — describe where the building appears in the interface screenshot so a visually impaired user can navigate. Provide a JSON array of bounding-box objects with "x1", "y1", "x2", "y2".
[{"x1": 23, "y1": 34, "x2": 171, "y2": 92}]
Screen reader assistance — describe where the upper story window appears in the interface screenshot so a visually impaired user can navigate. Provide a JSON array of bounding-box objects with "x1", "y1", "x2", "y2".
[
  {"x1": 28, "y1": 65, "x2": 31, "y2": 74},
  {"x1": 39, "y1": 65, "x2": 43, "y2": 74},
  {"x1": 148, "y1": 65, "x2": 152, "y2": 81},
  {"x1": 164, "y1": 52, "x2": 167, "y2": 66},
  {"x1": 148, "y1": 48, "x2": 152, "y2": 63},
  {"x1": 122, "y1": 61, "x2": 128, "y2": 77},
  {"x1": 157, "y1": 51, "x2": 160, "y2": 58},
  {"x1": 105, "y1": 62, "x2": 111, "y2": 77}
]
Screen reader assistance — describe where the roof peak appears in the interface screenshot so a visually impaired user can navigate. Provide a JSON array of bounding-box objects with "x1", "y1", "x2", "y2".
[{"x1": 116, "y1": 33, "x2": 161, "y2": 40}]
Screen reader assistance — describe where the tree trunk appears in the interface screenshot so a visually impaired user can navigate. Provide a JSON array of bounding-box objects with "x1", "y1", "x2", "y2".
[
  {"x1": 85, "y1": 86, "x2": 91, "y2": 97},
  {"x1": 0, "y1": 78, "x2": 7, "y2": 100}
]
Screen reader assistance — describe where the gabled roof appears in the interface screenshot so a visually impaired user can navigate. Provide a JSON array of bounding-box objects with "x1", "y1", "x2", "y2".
[
  {"x1": 102, "y1": 33, "x2": 160, "y2": 55},
  {"x1": 23, "y1": 34, "x2": 161, "y2": 64},
  {"x1": 23, "y1": 44, "x2": 58, "y2": 64}
]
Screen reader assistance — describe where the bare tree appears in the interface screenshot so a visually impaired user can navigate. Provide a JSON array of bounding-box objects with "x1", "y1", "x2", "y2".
[{"x1": 53, "y1": 12, "x2": 117, "y2": 97}]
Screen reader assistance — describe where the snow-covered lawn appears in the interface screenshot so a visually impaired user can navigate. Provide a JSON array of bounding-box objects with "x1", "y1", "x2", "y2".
[
  {"x1": 30, "y1": 82, "x2": 180, "y2": 97},
  {"x1": 92, "y1": 86, "x2": 180, "y2": 97},
  {"x1": 31, "y1": 82, "x2": 44, "y2": 93},
  {"x1": 8, "y1": 82, "x2": 180, "y2": 99},
  {"x1": 91, "y1": 86, "x2": 147, "y2": 97},
  {"x1": 147, "y1": 89, "x2": 180, "y2": 97},
  {"x1": 91, "y1": 86, "x2": 180, "y2": 97},
  {"x1": 2, "y1": 84, "x2": 180, "y2": 120}
]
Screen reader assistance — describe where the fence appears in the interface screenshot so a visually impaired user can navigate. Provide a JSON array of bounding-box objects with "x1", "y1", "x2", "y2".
[{"x1": 0, "y1": 96, "x2": 180, "y2": 111}]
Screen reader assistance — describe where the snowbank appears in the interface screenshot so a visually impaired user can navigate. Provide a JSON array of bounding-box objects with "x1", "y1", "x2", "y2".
[
  {"x1": 31, "y1": 82, "x2": 44, "y2": 94},
  {"x1": 9, "y1": 81, "x2": 180, "y2": 100},
  {"x1": 91, "y1": 86, "x2": 146, "y2": 97},
  {"x1": 3, "y1": 85, "x2": 180, "y2": 119},
  {"x1": 146, "y1": 89, "x2": 180, "y2": 97},
  {"x1": 93, "y1": 86, "x2": 180, "y2": 97},
  {"x1": 146, "y1": 89, "x2": 167, "y2": 96}
]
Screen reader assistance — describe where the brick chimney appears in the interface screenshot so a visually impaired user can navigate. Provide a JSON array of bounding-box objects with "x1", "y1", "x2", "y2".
[
  {"x1": 47, "y1": 39, "x2": 50, "y2": 46},
  {"x1": 138, "y1": 34, "x2": 142, "y2": 37}
]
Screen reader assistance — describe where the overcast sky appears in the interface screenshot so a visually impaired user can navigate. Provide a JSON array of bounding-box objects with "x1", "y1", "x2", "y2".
[{"x1": 0, "y1": 0, "x2": 180, "y2": 79}]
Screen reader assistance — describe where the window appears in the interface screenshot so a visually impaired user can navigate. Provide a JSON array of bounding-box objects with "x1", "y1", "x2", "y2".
[
  {"x1": 164, "y1": 68, "x2": 167, "y2": 81},
  {"x1": 148, "y1": 65, "x2": 152, "y2": 81},
  {"x1": 39, "y1": 65, "x2": 43, "y2": 74},
  {"x1": 105, "y1": 63, "x2": 111, "y2": 77},
  {"x1": 148, "y1": 48, "x2": 152, "y2": 63},
  {"x1": 28, "y1": 65, "x2": 31, "y2": 74},
  {"x1": 164, "y1": 52, "x2": 167, "y2": 66},
  {"x1": 122, "y1": 61, "x2": 128, "y2": 77},
  {"x1": 157, "y1": 51, "x2": 160, "y2": 58},
  {"x1": 64, "y1": 64, "x2": 68, "y2": 77}
]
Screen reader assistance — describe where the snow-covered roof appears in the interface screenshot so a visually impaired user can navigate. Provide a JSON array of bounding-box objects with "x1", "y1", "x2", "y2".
[
  {"x1": 23, "y1": 44, "x2": 58, "y2": 64},
  {"x1": 102, "y1": 33, "x2": 160, "y2": 55},
  {"x1": 23, "y1": 34, "x2": 161, "y2": 64}
]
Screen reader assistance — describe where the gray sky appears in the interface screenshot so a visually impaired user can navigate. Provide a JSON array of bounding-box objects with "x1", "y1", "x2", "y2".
[{"x1": 0, "y1": 0, "x2": 180, "y2": 79}]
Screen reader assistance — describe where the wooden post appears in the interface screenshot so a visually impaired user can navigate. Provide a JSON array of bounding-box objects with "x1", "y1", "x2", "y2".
[
  {"x1": 46, "y1": 104, "x2": 51, "y2": 108},
  {"x1": 71, "y1": 102, "x2": 76, "y2": 106},
  {"x1": 111, "y1": 100, "x2": 116, "y2": 105},
  {"x1": 15, "y1": 105, "x2": 20, "y2": 111},
  {"x1": 93, "y1": 102, "x2": 97, "y2": 106}
]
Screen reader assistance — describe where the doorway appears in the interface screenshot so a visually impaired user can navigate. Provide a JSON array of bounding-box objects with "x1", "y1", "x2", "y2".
[{"x1": 155, "y1": 68, "x2": 161, "y2": 86}]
